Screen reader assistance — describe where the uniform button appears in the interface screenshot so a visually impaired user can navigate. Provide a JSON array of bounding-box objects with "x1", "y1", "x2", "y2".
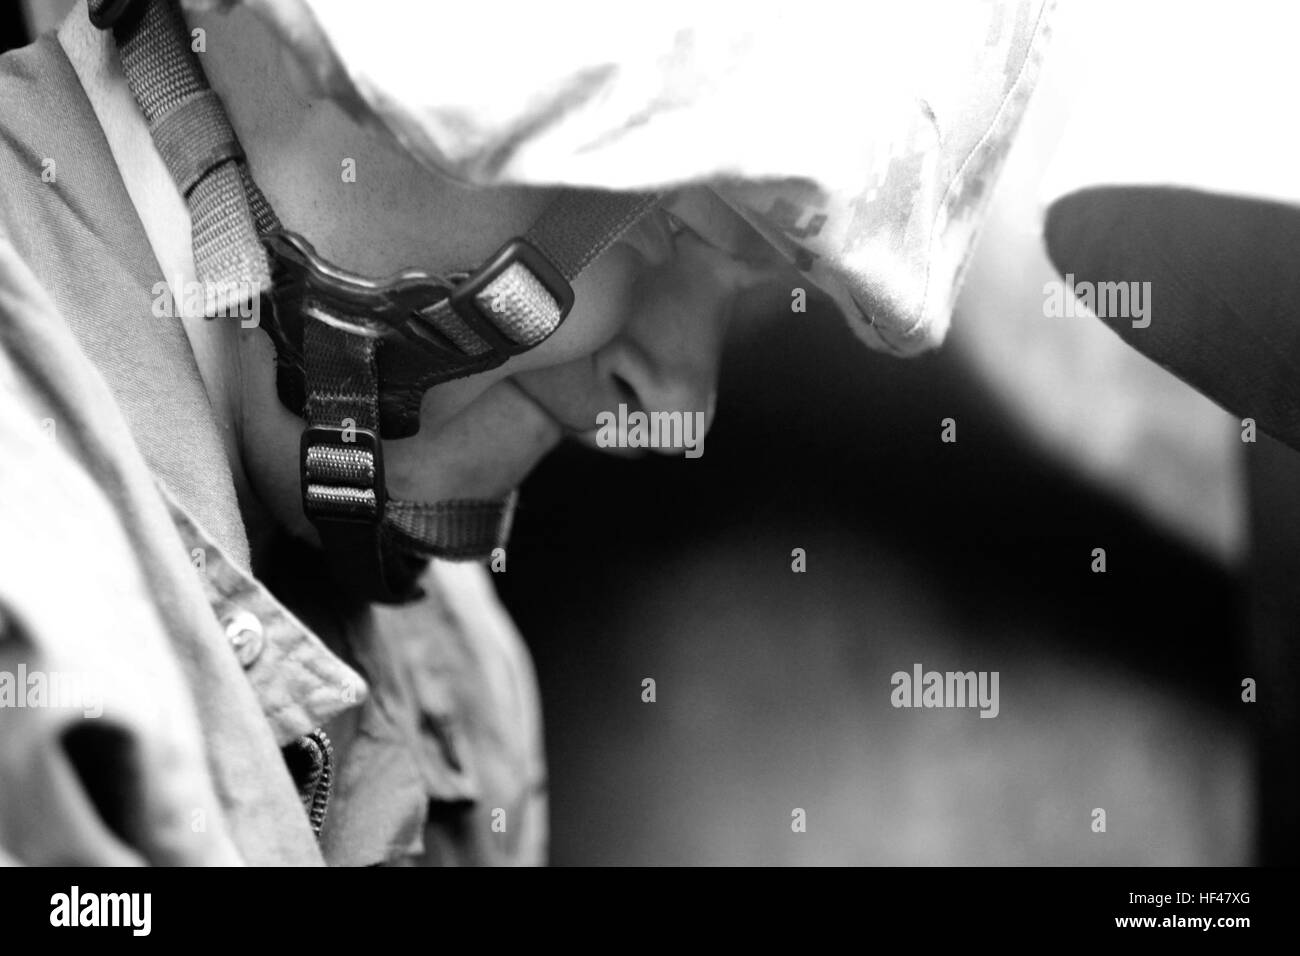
[{"x1": 223, "y1": 609, "x2": 264, "y2": 668}]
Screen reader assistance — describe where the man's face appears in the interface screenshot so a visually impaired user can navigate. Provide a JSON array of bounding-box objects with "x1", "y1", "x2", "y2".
[{"x1": 236, "y1": 186, "x2": 777, "y2": 542}]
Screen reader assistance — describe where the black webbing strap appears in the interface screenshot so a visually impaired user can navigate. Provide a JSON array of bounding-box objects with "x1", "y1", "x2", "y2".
[
  {"x1": 530, "y1": 190, "x2": 662, "y2": 278},
  {"x1": 300, "y1": 317, "x2": 390, "y2": 598}
]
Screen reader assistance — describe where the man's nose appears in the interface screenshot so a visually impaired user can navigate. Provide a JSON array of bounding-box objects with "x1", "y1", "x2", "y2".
[
  {"x1": 596, "y1": 232, "x2": 741, "y2": 441},
  {"x1": 599, "y1": 337, "x2": 719, "y2": 444}
]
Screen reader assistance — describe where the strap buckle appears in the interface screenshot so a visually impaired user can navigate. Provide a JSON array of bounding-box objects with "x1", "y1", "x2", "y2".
[
  {"x1": 300, "y1": 425, "x2": 386, "y2": 525},
  {"x1": 265, "y1": 230, "x2": 456, "y2": 342},
  {"x1": 88, "y1": 0, "x2": 148, "y2": 30},
  {"x1": 447, "y1": 238, "x2": 575, "y2": 355},
  {"x1": 301, "y1": 425, "x2": 406, "y2": 601}
]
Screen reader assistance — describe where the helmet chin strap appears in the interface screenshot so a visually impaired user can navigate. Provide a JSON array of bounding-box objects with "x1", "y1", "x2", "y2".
[{"x1": 89, "y1": 0, "x2": 659, "y2": 603}]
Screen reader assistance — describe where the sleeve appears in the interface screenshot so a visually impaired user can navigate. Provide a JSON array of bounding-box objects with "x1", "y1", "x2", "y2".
[{"x1": 0, "y1": 235, "x2": 242, "y2": 865}]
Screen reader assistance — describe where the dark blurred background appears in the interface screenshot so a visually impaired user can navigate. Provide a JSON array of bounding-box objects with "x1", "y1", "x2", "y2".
[{"x1": 496, "y1": 291, "x2": 1252, "y2": 865}]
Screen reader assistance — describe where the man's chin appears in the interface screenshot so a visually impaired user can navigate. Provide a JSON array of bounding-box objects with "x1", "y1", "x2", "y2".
[
  {"x1": 384, "y1": 379, "x2": 562, "y2": 502},
  {"x1": 570, "y1": 430, "x2": 649, "y2": 458}
]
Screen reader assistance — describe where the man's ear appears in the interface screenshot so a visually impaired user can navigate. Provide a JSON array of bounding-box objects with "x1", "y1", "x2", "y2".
[{"x1": 1045, "y1": 185, "x2": 1300, "y2": 453}]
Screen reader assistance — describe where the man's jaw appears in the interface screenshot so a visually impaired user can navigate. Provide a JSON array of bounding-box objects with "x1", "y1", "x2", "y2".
[
  {"x1": 383, "y1": 377, "x2": 563, "y2": 503},
  {"x1": 506, "y1": 378, "x2": 652, "y2": 458}
]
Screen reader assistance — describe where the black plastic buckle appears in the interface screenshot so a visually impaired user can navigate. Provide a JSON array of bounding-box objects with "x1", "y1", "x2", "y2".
[
  {"x1": 299, "y1": 425, "x2": 386, "y2": 525},
  {"x1": 265, "y1": 230, "x2": 455, "y2": 341},
  {"x1": 88, "y1": 0, "x2": 148, "y2": 30},
  {"x1": 448, "y1": 238, "x2": 574, "y2": 355}
]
